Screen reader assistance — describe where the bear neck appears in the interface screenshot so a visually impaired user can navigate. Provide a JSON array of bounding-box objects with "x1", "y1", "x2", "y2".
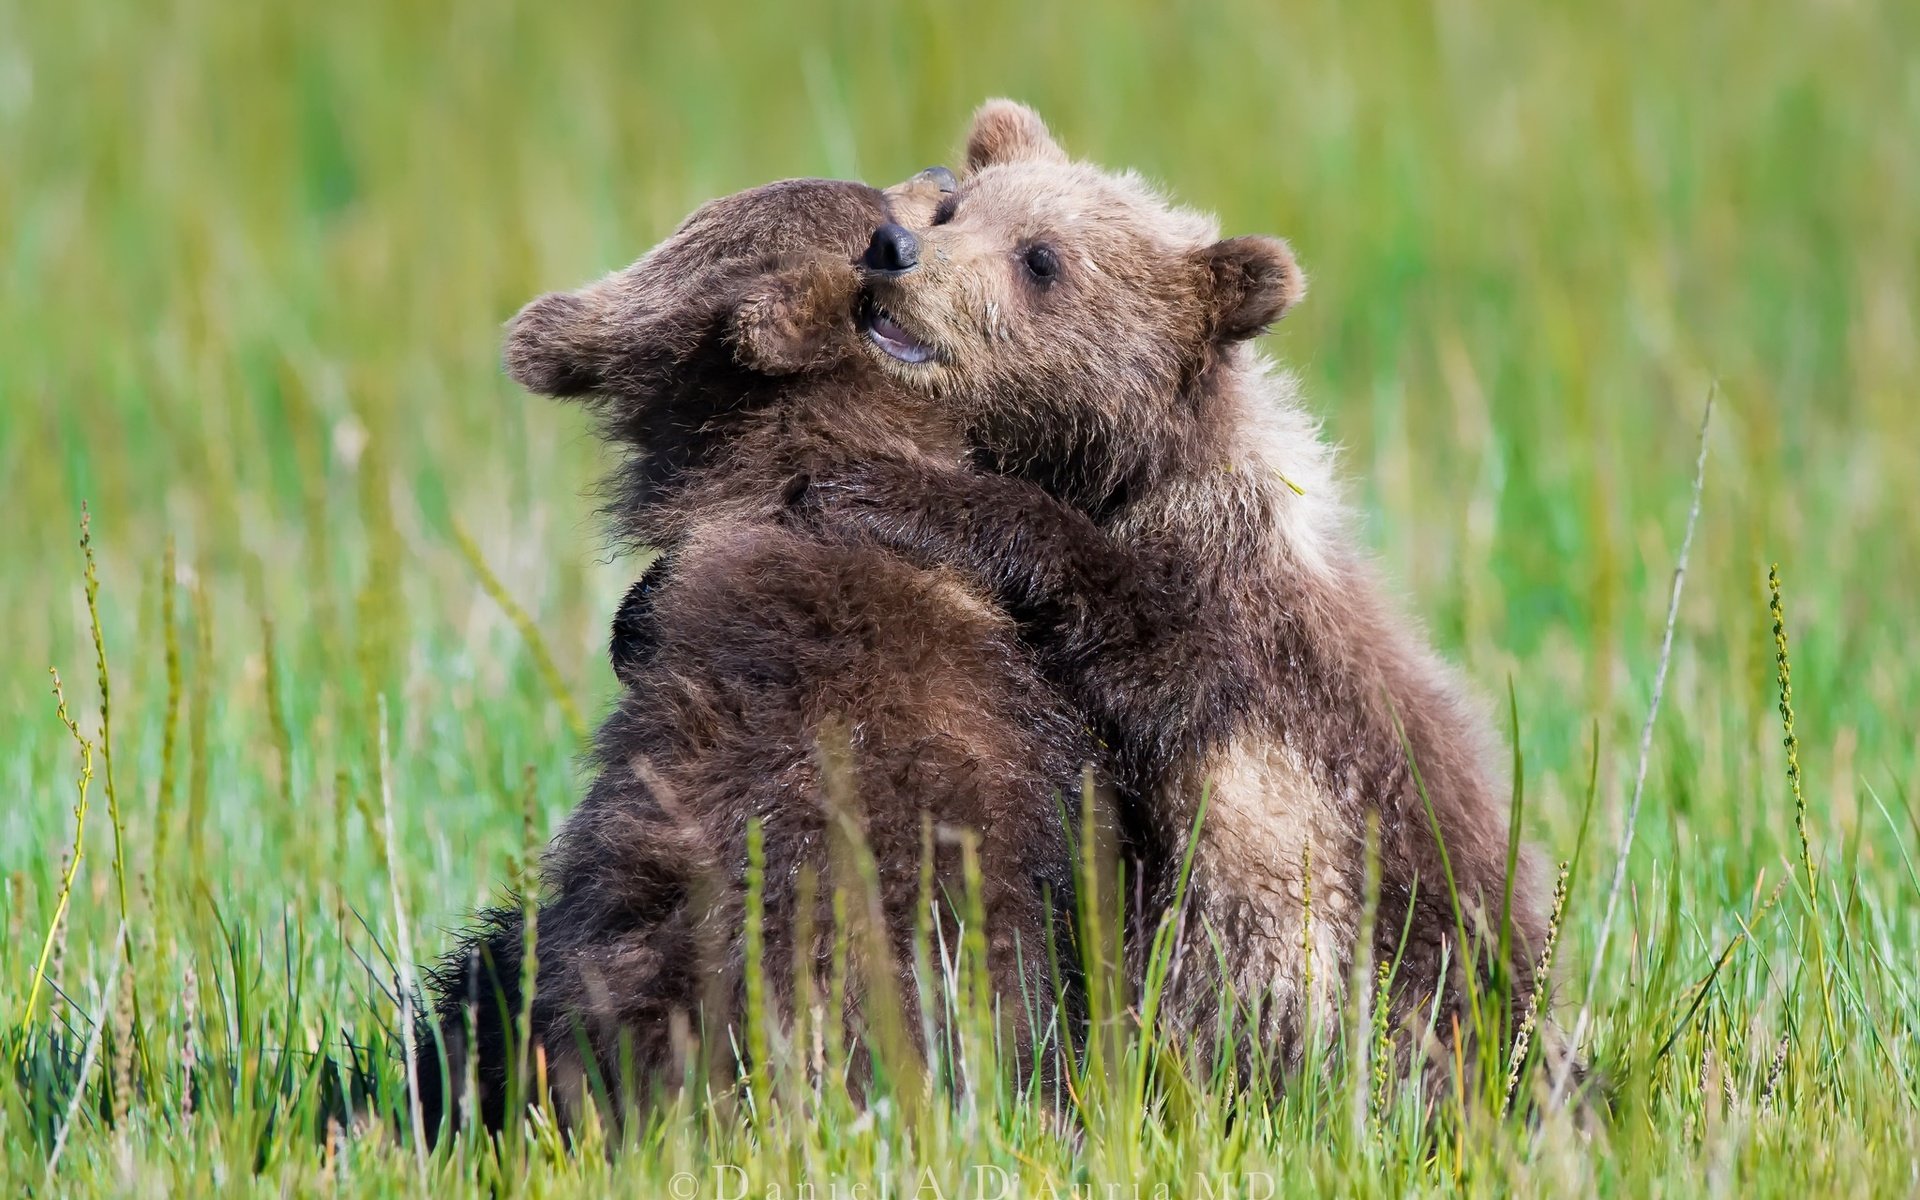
[{"x1": 978, "y1": 359, "x2": 1241, "y2": 523}]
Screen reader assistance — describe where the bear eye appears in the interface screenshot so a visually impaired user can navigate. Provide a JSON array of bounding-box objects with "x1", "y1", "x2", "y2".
[
  {"x1": 1022, "y1": 243, "x2": 1061, "y2": 284},
  {"x1": 931, "y1": 197, "x2": 959, "y2": 226}
]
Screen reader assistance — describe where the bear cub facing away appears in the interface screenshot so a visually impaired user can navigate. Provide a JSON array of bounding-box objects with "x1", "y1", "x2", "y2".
[{"x1": 419, "y1": 172, "x2": 1109, "y2": 1135}]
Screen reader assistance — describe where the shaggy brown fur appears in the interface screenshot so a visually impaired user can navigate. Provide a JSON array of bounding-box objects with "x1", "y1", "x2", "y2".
[
  {"x1": 418, "y1": 172, "x2": 1106, "y2": 1136},
  {"x1": 811, "y1": 101, "x2": 1556, "y2": 1084}
]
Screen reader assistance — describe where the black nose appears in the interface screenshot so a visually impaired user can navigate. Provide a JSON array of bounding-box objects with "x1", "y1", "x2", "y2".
[{"x1": 864, "y1": 223, "x2": 920, "y2": 274}]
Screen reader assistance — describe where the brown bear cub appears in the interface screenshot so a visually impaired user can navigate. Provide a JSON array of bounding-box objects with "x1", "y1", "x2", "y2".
[
  {"x1": 809, "y1": 102, "x2": 1558, "y2": 1086},
  {"x1": 418, "y1": 173, "x2": 1106, "y2": 1136}
]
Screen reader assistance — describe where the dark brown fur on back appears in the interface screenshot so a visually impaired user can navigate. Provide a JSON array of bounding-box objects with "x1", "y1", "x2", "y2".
[{"x1": 418, "y1": 176, "x2": 1103, "y2": 1136}]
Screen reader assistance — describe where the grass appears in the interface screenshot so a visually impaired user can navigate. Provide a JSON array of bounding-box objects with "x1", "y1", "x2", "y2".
[{"x1": 3, "y1": 0, "x2": 1918, "y2": 1192}]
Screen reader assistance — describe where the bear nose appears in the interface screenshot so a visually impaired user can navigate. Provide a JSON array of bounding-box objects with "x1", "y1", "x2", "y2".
[{"x1": 864, "y1": 223, "x2": 921, "y2": 275}]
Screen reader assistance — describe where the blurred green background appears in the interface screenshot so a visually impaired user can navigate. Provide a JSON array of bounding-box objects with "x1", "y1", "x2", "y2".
[{"x1": 1, "y1": 0, "x2": 1917, "y2": 1179}]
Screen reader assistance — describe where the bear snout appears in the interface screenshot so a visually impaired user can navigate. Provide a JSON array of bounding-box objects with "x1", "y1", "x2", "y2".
[{"x1": 863, "y1": 223, "x2": 921, "y2": 275}]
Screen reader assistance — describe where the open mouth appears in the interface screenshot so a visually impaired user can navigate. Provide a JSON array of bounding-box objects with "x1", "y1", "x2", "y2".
[{"x1": 860, "y1": 299, "x2": 936, "y2": 365}]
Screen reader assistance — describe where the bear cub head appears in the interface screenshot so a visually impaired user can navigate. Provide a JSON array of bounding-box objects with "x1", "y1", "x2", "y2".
[
  {"x1": 854, "y1": 100, "x2": 1306, "y2": 508},
  {"x1": 497, "y1": 168, "x2": 959, "y2": 677},
  {"x1": 504, "y1": 167, "x2": 956, "y2": 418}
]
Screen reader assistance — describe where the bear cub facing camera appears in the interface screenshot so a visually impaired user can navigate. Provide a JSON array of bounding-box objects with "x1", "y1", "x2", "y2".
[
  {"x1": 418, "y1": 173, "x2": 1111, "y2": 1136},
  {"x1": 813, "y1": 100, "x2": 1562, "y2": 1086}
]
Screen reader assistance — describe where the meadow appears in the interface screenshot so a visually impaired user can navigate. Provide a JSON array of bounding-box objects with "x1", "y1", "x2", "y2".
[{"x1": 4, "y1": 0, "x2": 1918, "y2": 1193}]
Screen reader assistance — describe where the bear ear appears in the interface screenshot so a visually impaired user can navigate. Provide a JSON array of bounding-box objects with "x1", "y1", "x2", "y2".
[
  {"x1": 503, "y1": 290, "x2": 609, "y2": 397},
  {"x1": 1194, "y1": 235, "x2": 1306, "y2": 344},
  {"x1": 729, "y1": 255, "x2": 858, "y2": 376},
  {"x1": 965, "y1": 99, "x2": 1067, "y2": 171}
]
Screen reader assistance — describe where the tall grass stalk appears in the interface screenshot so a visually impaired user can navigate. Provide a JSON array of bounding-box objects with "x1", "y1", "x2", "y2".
[
  {"x1": 744, "y1": 817, "x2": 772, "y2": 1127},
  {"x1": 1554, "y1": 389, "x2": 1714, "y2": 1107},
  {"x1": 21, "y1": 670, "x2": 95, "y2": 1037},
  {"x1": 43, "y1": 924, "x2": 127, "y2": 1183},
  {"x1": 185, "y1": 573, "x2": 213, "y2": 888},
  {"x1": 262, "y1": 615, "x2": 296, "y2": 816},
  {"x1": 1503, "y1": 860, "x2": 1567, "y2": 1116},
  {"x1": 513, "y1": 764, "x2": 543, "y2": 1141},
  {"x1": 79, "y1": 507, "x2": 147, "y2": 1081},
  {"x1": 1770, "y1": 564, "x2": 1840, "y2": 1070},
  {"x1": 153, "y1": 539, "x2": 182, "y2": 872},
  {"x1": 377, "y1": 693, "x2": 429, "y2": 1180}
]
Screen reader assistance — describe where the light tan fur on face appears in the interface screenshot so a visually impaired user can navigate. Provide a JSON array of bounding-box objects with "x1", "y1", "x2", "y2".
[
  {"x1": 858, "y1": 160, "x2": 1218, "y2": 436},
  {"x1": 855, "y1": 100, "x2": 1303, "y2": 511}
]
